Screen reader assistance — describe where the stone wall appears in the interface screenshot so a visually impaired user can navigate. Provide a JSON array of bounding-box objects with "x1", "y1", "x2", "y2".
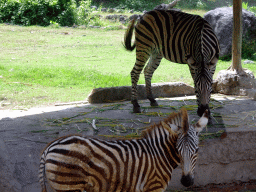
[
  {"x1": 167, "y1": 131, "x2": 256, "y2": 190},
  {"x1": 88, "y1": 82, "x2": 195, "y2": 103}
]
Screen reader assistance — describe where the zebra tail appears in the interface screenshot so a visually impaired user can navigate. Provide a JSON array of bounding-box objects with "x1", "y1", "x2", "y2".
[
  {"x1": 41, "y1": 187, "x2": 47, "y2": 192},
  {"x1": 123, "y1": 19, "x2": 136, "y2": 51},
  {"x1": 39, "y1": 153, "x2": 48, "y2": 192}
]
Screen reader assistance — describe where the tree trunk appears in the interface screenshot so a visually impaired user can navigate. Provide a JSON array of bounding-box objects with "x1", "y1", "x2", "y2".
[{"x1": 230, "y1": 0, "x2": 243, "y2": 73}]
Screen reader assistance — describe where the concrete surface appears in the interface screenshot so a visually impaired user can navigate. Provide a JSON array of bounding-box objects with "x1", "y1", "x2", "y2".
[{"x1": 0, "y1": 94, "x2": 256, "y2": 192}]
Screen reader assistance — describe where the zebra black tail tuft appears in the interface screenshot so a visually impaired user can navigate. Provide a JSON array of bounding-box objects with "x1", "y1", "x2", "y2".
[{"x1": 123, "y1": 19, "x2": 136, "y2": 51}]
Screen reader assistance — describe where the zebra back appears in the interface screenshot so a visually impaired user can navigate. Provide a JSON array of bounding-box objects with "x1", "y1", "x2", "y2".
[{"x1": 39, "y1": 109, "x2": 192, "y2": 192}]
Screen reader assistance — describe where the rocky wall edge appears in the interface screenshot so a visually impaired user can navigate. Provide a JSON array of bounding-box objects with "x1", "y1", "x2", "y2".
[{"x1": 167, "y1": 131, "x2": 256, "y2": 190}]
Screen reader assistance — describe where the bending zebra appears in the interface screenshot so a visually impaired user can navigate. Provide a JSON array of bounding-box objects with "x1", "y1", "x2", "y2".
[
  {"x1": 124, "y1": 9, "x2": 220, "y2": 117},
  {"x1": 39, "y1": 108, "x2": 208, "y2": 192}
]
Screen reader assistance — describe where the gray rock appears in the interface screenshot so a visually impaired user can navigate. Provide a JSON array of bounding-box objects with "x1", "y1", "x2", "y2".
[
  {"x1": 129, "y1": 14, "x2": 141, "y2": 20},
  {"x1": 101, "y1": 8, "x2": 107, "y2": 12},
  {"x1": 87, "y1": 82, "x2": 195, "y2": 103},
  {"x1": 154, "y1": 3, "x2": 170, "y2": 10},
  {"x1": 153, "y1": 4, "x2": 181, "y2": 11},
  {"x1": 247, "y1": 89, "x2": 256, "y2": 100},
  {"x1": 105, "y1": 15, "x2": 112, "y2": 20},
  {"x1": 119, "y1": 15, "x2": 125, "y2": 21},
  {"x1": 108, "y1": 8, "x2": 116, "y2": 13},
  {"x1": 105, "y1": 14, "x2": 118, "y2": 20},
  {"x1": 90, "y1": 14, "x2": 102, "y2": 20},
  {"x1": 204, "y1": 7, "x2": 256, "y2": 57},
  {"x1": 117, "y1": 9, "x2": 124, "y2": 13},
  {"x1": 112, "y1": 14, "x2": 118, "y2": 19},
  {"x1": 129, "y1": 9, "x2": 134, "y2": 13},
  {"x1": 244, "y1": 59, "x2": 255, "y2": 64},
  {"x1": 214, "y1": 69, "x2": 256, "y2": 95},
  {"x1": 90, "y1": 6, "x2": 97, "y2": 10},
  {"x1": 153, "y1": 0, "x2": 181, "y2": 11},
  {"x1": 89, "y1": 25, "x2": 100, "y2": 28}
]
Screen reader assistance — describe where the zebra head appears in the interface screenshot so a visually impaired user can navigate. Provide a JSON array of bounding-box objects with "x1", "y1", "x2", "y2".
[
  {"x1": 187, "y1": 56, "x2": 218, "y2": 117},
  {"x1": 170, "y1": 109, "x2": 208, "y2": 187}
]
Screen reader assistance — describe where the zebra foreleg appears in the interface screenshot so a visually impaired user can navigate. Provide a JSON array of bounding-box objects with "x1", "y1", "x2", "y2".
[{"x1": 131, "y1": 48, "x2": 151, "y2": 113}]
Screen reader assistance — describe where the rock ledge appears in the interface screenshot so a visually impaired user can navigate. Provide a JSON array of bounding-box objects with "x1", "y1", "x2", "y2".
[{"x1": 88, "y1": 82, "x2": 195, "y2": 103}]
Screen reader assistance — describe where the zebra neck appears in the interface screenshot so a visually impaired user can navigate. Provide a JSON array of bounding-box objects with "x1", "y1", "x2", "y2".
[{"x1": 144, "y1": 126, "x2": 180, "y2": 168}]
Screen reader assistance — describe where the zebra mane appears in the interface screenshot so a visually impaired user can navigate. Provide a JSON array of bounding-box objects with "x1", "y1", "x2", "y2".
[
  {"x1": 40, "y1": 109, "x2": 190, "y2": 152},
  {"x1": 141, "y1": 108, "x2": 189, "y2": 138}
]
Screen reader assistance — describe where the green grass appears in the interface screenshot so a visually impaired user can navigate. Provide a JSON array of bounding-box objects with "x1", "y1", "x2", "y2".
[{"x1": 0, "y1": 20, "x2": 255, "y2": 109}]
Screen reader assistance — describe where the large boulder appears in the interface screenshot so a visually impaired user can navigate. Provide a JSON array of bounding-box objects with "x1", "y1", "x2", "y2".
[
  {"x1": 204, "y1": 7, "x2": 256, "y2": 57},
  {"x1": 88, "y1": 82, "x2": 195, "y2": 103},
  {"x1": 213, "y1": 69, "x2": 256, "y2": 95}
]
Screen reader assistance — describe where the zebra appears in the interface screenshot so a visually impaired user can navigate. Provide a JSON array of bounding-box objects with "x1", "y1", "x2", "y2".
[
  {"x1": 124, "y1": 9, "x2": 220, "y2": 117},
  {"x1": 39, "y1": 108, "x2": 208, "y2": 192}
]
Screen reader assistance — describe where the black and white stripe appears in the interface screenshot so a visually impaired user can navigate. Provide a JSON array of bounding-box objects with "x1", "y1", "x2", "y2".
[
  {"x1": 39, "y1": 109, "x2": 208, "y2": 192},
  {"x1": 124, "y1": 9, "x2": 220, "y2": 117}
]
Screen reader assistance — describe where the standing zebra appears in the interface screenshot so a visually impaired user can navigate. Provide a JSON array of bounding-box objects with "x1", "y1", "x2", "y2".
[
  {"x1": 124, "y1": 9, "x2": 220, "y2": 117},
  {"x1": 39, "y1": 108, "x2": 208, "y2": 192}
]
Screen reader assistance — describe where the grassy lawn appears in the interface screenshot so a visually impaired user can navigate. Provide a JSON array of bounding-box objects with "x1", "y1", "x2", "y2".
[{"x1": 0, "y1": 19, "x2": 256, "y2": 109}]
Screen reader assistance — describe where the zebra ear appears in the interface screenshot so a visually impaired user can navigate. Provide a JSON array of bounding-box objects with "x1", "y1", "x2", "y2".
[{"x1": 194, "y1": 110, "x2": 209, "y2": 133}]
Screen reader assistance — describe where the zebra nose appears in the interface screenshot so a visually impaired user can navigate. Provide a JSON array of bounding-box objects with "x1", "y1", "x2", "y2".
[
  {"x1": 181, "y1": 175, "x2": 194, "y2": 187},
  {"x1": 197, "y1": 104, "x2": 209, "y2": 117}
]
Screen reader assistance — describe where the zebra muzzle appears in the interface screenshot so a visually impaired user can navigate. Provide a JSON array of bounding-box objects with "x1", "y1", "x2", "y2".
[
  {"x1": 197, "y1": 104, "x2": 210, "y2": 117},
  {"x1": 181, "y1": 174, "x2": 194, "y2": 187}
]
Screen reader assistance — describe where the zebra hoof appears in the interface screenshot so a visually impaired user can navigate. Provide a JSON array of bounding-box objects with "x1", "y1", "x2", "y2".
[
  {"x1": 132, "y1": 100, "x2": 141, "y2": 113},
  {"x1": 133, "y1": 106, "x2": 141, "y2": 113},
  {"x1": 150, "y1": 101, "x2": 159, "y2": 107}
]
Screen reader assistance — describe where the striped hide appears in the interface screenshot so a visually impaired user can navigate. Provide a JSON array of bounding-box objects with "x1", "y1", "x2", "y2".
[
  {"x1": 39, "y1": 108, "x2": 208, "y2": 192},
  {"x1": 124, "y1": 9, "x2": 220, "y2": 117}
]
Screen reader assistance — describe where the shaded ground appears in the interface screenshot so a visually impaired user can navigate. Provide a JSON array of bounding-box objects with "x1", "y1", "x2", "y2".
[
  {"x1": 0, "y1": 94, "x2": 255, "y2": 191},
  {"x1": 186, "y1": 179, "x2": 256, "y2": 192}
]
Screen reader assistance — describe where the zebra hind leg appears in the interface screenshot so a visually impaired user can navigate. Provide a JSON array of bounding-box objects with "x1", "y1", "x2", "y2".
[
  {"x1": 130, "y1": 48, "x2": 151, "y2": 113},
  {"x1": 131, "y1": 99, "x2": 141, "y2": 113},
  {"x1": 131, "y1": 66, "x2": 145, "y2": 113},
  {"x1": 144, "y1": 53, "x2": 162, "y2": 107}
]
